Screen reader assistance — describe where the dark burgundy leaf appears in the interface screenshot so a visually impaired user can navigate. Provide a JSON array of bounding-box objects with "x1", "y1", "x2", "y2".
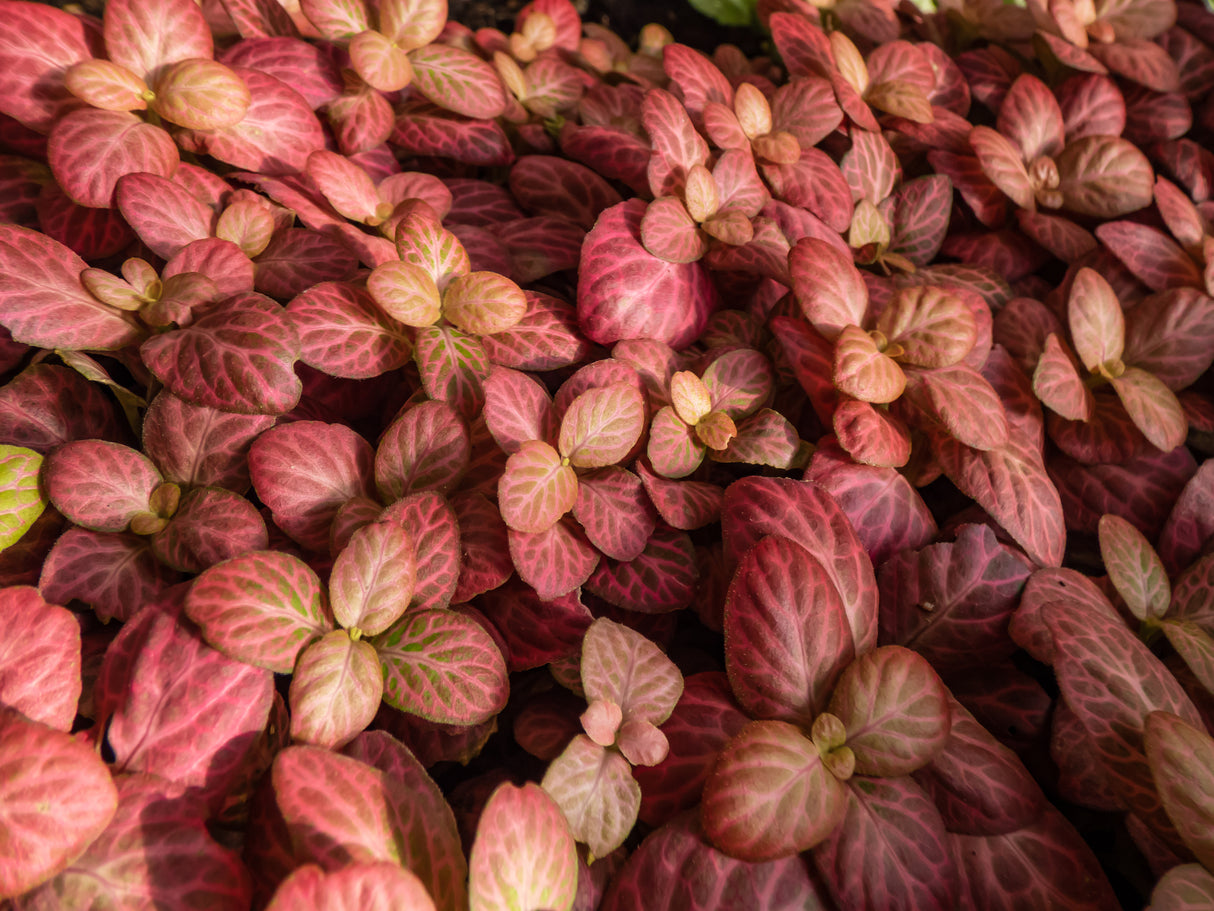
[
  {"x1": 150, "y1": 487, "x2": 268, "y2": 573},
  {"x1": 585, "y1": 526, "x2": 698, "y2": 614},
  {"x1": 40, "y1": 528, "x2": 179, "y2": 623},
  {"x1": 142, "y1": 392, "x2": 274, "y2": 493}
]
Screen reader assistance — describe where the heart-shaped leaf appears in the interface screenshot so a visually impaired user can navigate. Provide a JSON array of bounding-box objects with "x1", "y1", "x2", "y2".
[
  {"x1": 826, "y1": 645, "x2": 951, "y2": 777},
  {"x1": 374, "y1": 607, "x2": 508, "y2": 725},
  {"x1": 724, "y1": 534, "x2": 855, "y2": 726},
  {"x1": 701, "y1": 719, "x2": 849, "y2": 861},
  {"x1": 581, "y1": 617, "x2": 683, "y2": 726},
  {"x1": 469, "y1": 782, "x2": 578, "y2": 911},
  {"x1": 186, "y1": 550, "x2": 332, "y2": 673},
  {"x1": 0, "y1": 707, "x2": 117, "y2": 900}
]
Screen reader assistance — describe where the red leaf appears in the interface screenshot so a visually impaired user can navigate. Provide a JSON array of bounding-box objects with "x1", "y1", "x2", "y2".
[
  {"x1": 483, "y1": 290, "x2": 591, "y2": 372},
  {"x1": 266, "y1": 862, "x2": 435, "y2": 911},
  {"x1": 115, "y1": 171, "x2": 215, "y2": 260},
  {"x1": 153, "y1": 59, "x2": 251, "y2": 130},
  {"x1": 176, "y1": 67, "x2": 324, "y2": 175},
  {"x1": 288, "y1": 281, "x2": 412, "y2": 380},
  {"x1": 969, "y1": 125, "x2": 1034, "y2": 210},
  {"x1": 150, "y1": 487, "x2": 269, "y2": 573},
  {"x1": 483, "y1": 366, "x2": 557, "y2": 455},
  {"x1": 449, "y1": 491, "x2": 511, "y2": 603},
  {"x1": 0, "y1": 707, "x2": 117, "y2": 900},
  {"x1": 997, "y1": 73, "x2": 1065, "y2": 162},
  {"x1": 390, "y1": 101, "x2": 515, "y2": 167},
  {"x1": 102, "y1": 597, "x2": 273, "y2": 812},
  {"x1": 640, "y1": 196, "x2": 707, "y2": 263},
  {"x1": 1033, "y1": 333, "x2": 1094, "y2": 421},
  {"x1": 414, "y1": 325, "x2": 490, "y2": 421},
  {"x1": 903, "y1": 364, "x2": 1010, "y2": 451},
  {"x1": 573, "y1": 466, "x2": 656, "y2": 562},
  {"x1": 275, "y1": 737, "x2": 467, "y2": 911},
  {"x1": 249, "y1": 420, "x2": 375, "y2": 552},
  {"x1": 509, "y1": 155, "x2": 622, "y2": 231},
  {"x1": 812, "y1": 776, "x2": 957, "y2": 910},
  {"x1": 330, "y1": 520, "x2": 416, "y2": 635},
  {"x1": 0, "y1": 586, "x2": 80, "y2": 730},
  {"x1": 722, "y1": 477, "x2": 879, "y2": 654},
  {"x1": 1097, "y1": 221, "x2": 1203, "y2": 291},
  {"x1": 378, "y1": 493, "x2": 458, "y2": 614},
  {"x1": 830, "y1": 399, "x2": 913, "y2": 468},
  {"x1": 702, "y1": 719, "x2": 849, "y2": 861},
  {"x1": 635, "y1": 459, "x2": 723, "y2": 531},
  {"x1": 725, "y1": 534, "x2": 854, "y2": 725},
  {"x1": 1057, "y1": 135, "x2": 1155, "y2": 218},
  {"x1": 806, "y1": 437, "x2": 935, "y2": 564},
  {"x1": 578, "y1": 199, "x2": 718, "y2": 350},
  {"x1": 375, "y1": 400, "x2": 470, "y2": 502},
  {"x1": 1124, "y1": 287, "x2": 1214, "y2": 391},
  {"x1": 103, "y1": 0, "x2": 212, "y2": 82},
  {"x1": 0, "y1": 3, "x2": 98, "y2": 132},
  {"x1": 477, "y1": 580, "x2": 592, "y2": 672},
  {"x1": 585, "y1": 526, "x2": 698, "y2": 614}
]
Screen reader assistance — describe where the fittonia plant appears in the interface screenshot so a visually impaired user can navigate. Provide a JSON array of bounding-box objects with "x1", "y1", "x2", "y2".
[{"x1": 3, "y1": 0, "x2": 1214, "y2": 906}]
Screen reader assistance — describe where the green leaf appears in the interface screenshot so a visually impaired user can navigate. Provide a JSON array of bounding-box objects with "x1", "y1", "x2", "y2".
[
  {"x1": 687, "y1": 0, "x2": 756, "y2": 26},
  {"x1": 0, "y1": 445, "x2": 45, "y2": 551}
]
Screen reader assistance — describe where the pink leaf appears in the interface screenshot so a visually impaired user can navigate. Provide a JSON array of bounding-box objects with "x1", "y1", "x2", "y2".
[
  {"x1": 559, "y1": 383, "x2": 646, "y2": 469},
  {"x1": 833, "y1": 325, "x2": 907, "y2": 404},
  {"x1": 48, "y1": 108, "x2": 178, "y2": 208},
  {"x1": 43, "y1": 440, "x2": 161, "y2": 533},
  {"x1": 103, "y1": 0, "x2": 212, "y2": 83},
  {"x1": 702, "y1": 719, "x2": 849, "y2": 861},
  {"x1": 0, "y1": 3, "x2": 98, "y2": 132},
  {"x1": 646, "y1": 406, "x2": 706, "y2": 479},
  {"x1": 0, "y1": 224, "x2": 143, "y2": 351},
  {"x1": 330, "y1": 520, "x2": 416, "y2": 635},
  {"x1": 443, "y1": 270, "x2": 527, "y2": 336},
  {"x1": 375, "y1": 400, "x2": 470, "y2": 502},
  {"x1": 578, "y1": 199, "x2": 718, "y2": 350},
  {"x1": 508, "y1": 519, "x2": 600, "y2": 601},
  {"x1": 761, "y1": 150, "x2": 854, "y2": 233},
  {"x1": 101, "y1": 597, "x2": 273, "y2": 812},
  {"x1": 725, "y1": 534, "x2": 855, "y2": 726},
  {"x1": 483, "y1": 367, "x2": 557, "y2": 455},
  {"x1": 288, "y1": 631, "x2": 382, "y2": 749},
  {"x1": 249, "y1": 420, "x2": 375, "y2": 551},
  {"x1": 722, "y1": 477, "x2": 879, "y2": 654},
  {"x1": 639, "y1": 196, "x2": 707, "y2": 263},
  {"x1": 469, "y1": 782, "x2": 577, "y2": 911},
  {"x1": 39, "y1": 529, "x2": 179, "y2": 623},
  {"x1": 152, "y1": 59, "x2": 251, "y2": 130},
  {"x1": 997, "y1": 74, "x2": 1065, "y2": 162},
  {"x1": 811, "y1": 775, "x2": 957, "y2": 910},
  {"x1": 1144, "y1": 710, "x2": 1214, "y2": 870},
  {"x1": 176, "y1": 67, "x2": 324, "y2": 175},
  {"x1": 903, "y1": 364, "x2": 1010, "y2": 451},
  {"x1": 1124, "y1": 287, "x2": 1214, "y2": 391},
  {"x1": 483, "y1": 290, "x2": 591, "y2": 372},
  {"x1": 0, "y1": 707, "x2": 117, "y2": 900},
  {"x1": 115, "y1": 171, "x2": 215, "y2": 260},
  {"x1": 185, "y1": 550, "x2": 332, "y2": 673},
  {"x1": 266, "y1": 862, "x2": 436, "y2": 911},
  {"x1": 877, "y1": 286, "x2": 977, "y2": 369},
  {"x1": 840, "y1": 129, "x2": 900, "y2": 204},
  {"x1": 635, "y1": 459, "x2": 723, "y2": 531},
  {"x1": 827, "y1": 645, "x2": 951, "y2": 776},
  {"x1": 1099, "y1": 513, "x2": 1171, "y2": 621},
  {"x1": 1097, "y1": 221, "x2": 1203, "y2": 292},
  {"x1": 643, "y1": 88, "x2": 709, "y2": 196},
  {"x1": 390, "y1": 101, "x2": 514, "y2": 167},
  {"x1": 288, "y1": 281, "x2": 412, "y2": 380},
  {"x1": 831, "y1": 399, "x2": 912, "y2": 468},
  {"x1": 374, "y1": 607, "x2": 508, "y2": 725},
  {"x1": 0, "y1": 586, "x2": 80, "y2": 730},
  {"x1": 581, "y1": 617, "x2": 683, "y2": 725},
  {"x1": 275, "y1": 737, "x2": 467, "y2": 911}
]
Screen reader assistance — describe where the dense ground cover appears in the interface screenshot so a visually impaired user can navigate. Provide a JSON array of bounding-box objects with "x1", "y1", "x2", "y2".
[{"x1": 2, "y1": 0, "x2": 1214, "y2": 907}]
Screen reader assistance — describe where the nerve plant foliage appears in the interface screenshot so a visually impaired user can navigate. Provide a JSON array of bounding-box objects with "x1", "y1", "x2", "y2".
[{"x1": 3, "y1": 0, "x2": 1214, "y2": 905}]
